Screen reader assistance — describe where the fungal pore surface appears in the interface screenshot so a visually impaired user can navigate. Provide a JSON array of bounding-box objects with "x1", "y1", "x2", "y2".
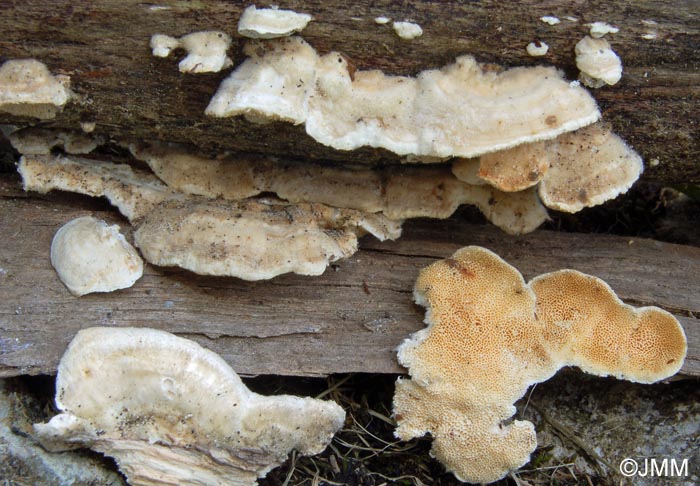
[{"x1": 393, "y1": 246, "x2": 687, "y2": 483}]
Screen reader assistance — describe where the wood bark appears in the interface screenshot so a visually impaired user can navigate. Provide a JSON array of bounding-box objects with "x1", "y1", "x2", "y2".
[
  {"x1": 0, "y1": 0, "x2": 698, "y2": 183},
  {"x1": 1, "y1": 174, "x2": 698, "y2": 378}
]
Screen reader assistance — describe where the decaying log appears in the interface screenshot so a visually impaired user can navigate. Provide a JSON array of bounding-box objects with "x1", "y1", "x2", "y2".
[
  {"x1": 0, "y1": 0, "x2": 698, "y2": 183},
  {"x1": 1, "y1": 174, "x2": 698, "y2": 378}
]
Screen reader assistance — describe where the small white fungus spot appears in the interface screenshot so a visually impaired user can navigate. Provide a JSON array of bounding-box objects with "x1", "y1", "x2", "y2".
[
  {"x1": 526, "y1": 41, "x2": 549, "y2": 57},
  {"x1": 540, "y1": 16, "x2": 561, "y2": 26},
  {"x1": 589, "y1": 21, "x2": 619, "y2": 38},
  {"x1": 374, "y1": 16, "x2": 391, "y2": 25},
  {"x1": 393, "y1": 21, "x2": 423, "y2": 40},
  {"x1": 80, "y1": 121, "x2": 96, "y2": 133}
]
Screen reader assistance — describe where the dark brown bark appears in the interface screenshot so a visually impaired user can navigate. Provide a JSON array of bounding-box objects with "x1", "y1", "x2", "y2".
[{"x1": 0, "y1": 0, "x2": 698, "y2": 182}]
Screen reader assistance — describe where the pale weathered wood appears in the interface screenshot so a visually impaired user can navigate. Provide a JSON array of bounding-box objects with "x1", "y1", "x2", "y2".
[
  {"x1": 1, "y1": 174, "x2": 698, "y2": 378},
  {"x1": 0, "y1": 0, "x2": 698, "y2": 183}
]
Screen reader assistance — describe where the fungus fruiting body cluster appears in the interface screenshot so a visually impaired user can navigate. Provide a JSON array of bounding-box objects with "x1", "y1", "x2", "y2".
[
  {"x1": 393, "y1": 246, "x2": 687, "y2": 483},
  {"x1": 2, "y1": 6, "x2": 687, "y2": 486}
]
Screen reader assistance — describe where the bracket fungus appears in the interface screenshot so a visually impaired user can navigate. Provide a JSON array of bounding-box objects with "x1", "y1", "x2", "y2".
[
  {"x1": 238, "y1": 5, "x2": 312, "y2": 39},
  {"x1": 0, "y1": 59, "x2": 72, "y2": 119},
  {"x1": 130, "y1": 142, "x2": 548, "y2": 235},
  {"x1": 150, "y1": 31, "x2": 232, "y2": 73},
  {"x1": 392, "y1": 21, "x2": 423, "y2": 40},
  {"x1": 19, "y1": 153, "x2": 401, "y2": 279},
  {"x1": 575, "y1": 36, "x2": 623, "y2": 88},
  {"x1": 393, "y1": 246, "x2": 687, "y2": 484},
  {"x1": 452, "y1": 124, "x2": 643, "y2": 212},
  {"x1": 525, "y1": 41, "x2": 549, "y2": 57},
  {"x1": 9, "y1": 127, "x2": 101, "y2": 155},
  {"x1": 34, "y1": 327, "x2": 345, "y2": 486},
  {"x1": 51, "y1": 216, "x2": 143, "y2": 296},
  {"x1": 588, "y1": 21, "x2": 619, "y2": 38},
  {"x1": 206, "y1": 36, "x2": 601, "y2": 159}
]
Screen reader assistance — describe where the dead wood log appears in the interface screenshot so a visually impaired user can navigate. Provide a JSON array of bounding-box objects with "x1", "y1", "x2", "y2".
[
  {"x1": 1, "y1": 174, "x2": 698, "y2": 378},
  {"x1": 0, "y1": 0, "x2": 698, "y2": 183}
]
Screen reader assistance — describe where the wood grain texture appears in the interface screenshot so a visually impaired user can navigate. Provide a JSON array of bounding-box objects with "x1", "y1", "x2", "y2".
[
  {"x1": 0, "y1": 0, "x2": 698, "y2": 183},
  {"x1": 1, "y1": 175, "x2": 698, "y2": 378}
]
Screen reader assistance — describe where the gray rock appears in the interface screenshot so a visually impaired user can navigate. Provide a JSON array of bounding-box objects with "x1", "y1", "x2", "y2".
[{"x1": 0, "y1": 377, "x2": 125, "y2": 486}]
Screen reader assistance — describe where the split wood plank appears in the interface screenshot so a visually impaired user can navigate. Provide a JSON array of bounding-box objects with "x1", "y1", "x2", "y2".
[
  {"x1": 0, "y1": 0, "x2": 698, "y2": 183},
  {"x1": 1, "y1": 175, "x2": 698, "y2": 378}
]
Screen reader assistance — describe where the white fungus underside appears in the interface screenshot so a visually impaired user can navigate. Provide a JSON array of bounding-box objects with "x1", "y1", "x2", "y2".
[{"x1": 34, "y1": 327, "x2": 345, "y2": 486}]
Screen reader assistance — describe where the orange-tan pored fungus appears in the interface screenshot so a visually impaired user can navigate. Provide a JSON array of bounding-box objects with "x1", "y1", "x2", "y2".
[
  {"x1": 451, "y1": 124, "x2": 643, "y2": 212},
  {"x1": 393, "y1": 246, "x2": 687, "y2": 484},
  {"x1": 34, "y1": 327, "x2": 345, "y2": 486}
]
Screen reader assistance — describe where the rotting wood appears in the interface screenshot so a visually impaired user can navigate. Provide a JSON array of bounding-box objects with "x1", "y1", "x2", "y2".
[
  {"x1": 0, "y1": 0, "x2": 698, "y2": 183},
  {"x1": 1, "y1": 175, "x2": 698, "y2": 378}
]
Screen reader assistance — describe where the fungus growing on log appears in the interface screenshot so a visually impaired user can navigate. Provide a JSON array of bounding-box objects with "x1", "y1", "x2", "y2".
[
  {"x1": 575, "y1": 36, "x2": 623, "y2": 88},
  {"x1": 9, "y1": 127, "x2": 101, "y2": 155},
  {"x1": 150, "y1": 31, "x2": 232, "y2": 73},
  {"x1": 206, "y1": 36, "x2": 601, "y2": 158},
  {"x1": 588, "y1": 21, "x2": 619, "y2": 38},
  {"x1": 537, "y1": 124, "x2": 643, "y2": 212},
  {"x1": 50, "y1": 216, "x2": 143, "y2": 296},
  {"x1": 205, "y1": 36, "x2": 317, "y2": 124},
  {"x1": 130, "y1": 142, "x2": 548, "y2": 235},
  {"x1": 392, "y1": 21, "x2": 423, "y2": 40},
  {"x1": 238, "y1": 5, "x2": 312, "y2": 39},
  {"x1": 525, "y1": 41, "x2": 549, "y2": 57},
  {"x1": 18, "y1": 154, "x2": 401, "y2": 279},
  {"x1": 452, "y1": 124, "x2": 643, "y2": 212},
  {"x1": 34, "y1": 327, "x2": 345, "y2": 486},
  {"x1": 393, "y1": 246, "x2": 687, "y2": 483},
  {"x1": 0, "y1": 59, "x2": 72, "y2": 119}
]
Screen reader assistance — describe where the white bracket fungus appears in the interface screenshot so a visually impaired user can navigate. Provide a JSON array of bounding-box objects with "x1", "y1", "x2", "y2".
[
  {"x1": 374, "y1": 16, "x2": 391, "y2": 25},
  {"x1": 238, "y1": 5, "x2": 312, "y2": 39},
  {"x1": 393, "y1": 246, "x2": 687, "y2": 484},
  {"x1": 575, "y1": 36, "x2": 623, "y2": 88},
  {"x1": 588, "y1": 21, "x2": 619, "y2": 38},
  {"x1": 18, "y1": 154, "x2": 401, "y2": 279},
  {"x1": 34, "y1": 327, "x2": 346, "y2": 486},
  {"x1": 51, "y1": 216, "x2": 143, "y2": 296},
  {"x1": 130, "y1": 142, "x2": 548, "y2": 235},
  {"x1": 206, "y1": 36, "x2": 600, "y2": 159},
  {"x1": 392, "y1": 21, "x2": 423, "y2": 40},
  {"x1": 540, "y1": 16, "x2": 561, "y2": 26},
  {"x1": 9, "y1": 127, "x2": 102, "y2": 155},
  {"x1": 526, "y1": 41, "x2": 549, "y2": 57},
  {"x1": 0, "y1": 59, "x2": 73, "y2": 119},
  {"x1": 150, "y1": 31, "x2": 232, "y2": 73},
  {"x1": 452, "y1": 124, "x2": 643, "y2": 212}
]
